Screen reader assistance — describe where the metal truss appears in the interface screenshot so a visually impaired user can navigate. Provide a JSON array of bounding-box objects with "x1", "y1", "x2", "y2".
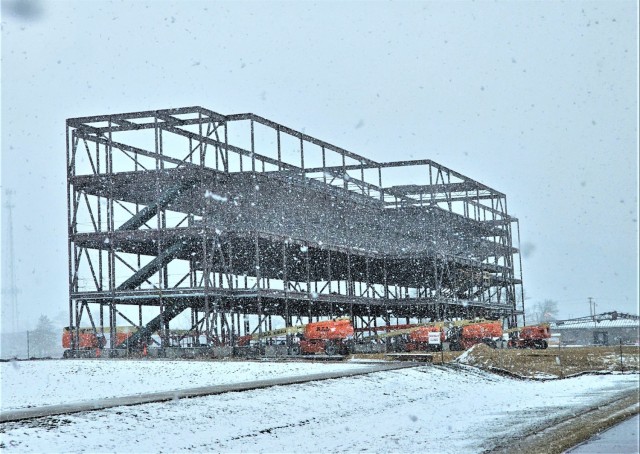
[{"x1": 66, "y1": 107, "x2": 525, "y2": 352}]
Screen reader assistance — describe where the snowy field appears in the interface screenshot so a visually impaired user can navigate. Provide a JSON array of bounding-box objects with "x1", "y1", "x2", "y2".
[
  {"x1": 0, "y1": 359, "x2": 367, "y2": 410},
  {"x1": 0, "y1": 360, "x2": 638, "y2": 453}
]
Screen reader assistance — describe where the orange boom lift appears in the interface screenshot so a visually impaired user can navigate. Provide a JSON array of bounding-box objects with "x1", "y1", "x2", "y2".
[{"x1": 298, "y1": 319, "x2": 355, "y2": 355}]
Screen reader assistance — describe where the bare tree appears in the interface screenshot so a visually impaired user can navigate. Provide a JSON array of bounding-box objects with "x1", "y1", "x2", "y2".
[{"x1": 527, "y1": 300, "x2": 559, "y2": 324}]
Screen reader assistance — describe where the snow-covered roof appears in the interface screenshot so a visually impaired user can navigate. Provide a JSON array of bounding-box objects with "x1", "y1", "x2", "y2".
[{"x1": 551, "y1": 319, "x2": 639, "y2": 330}]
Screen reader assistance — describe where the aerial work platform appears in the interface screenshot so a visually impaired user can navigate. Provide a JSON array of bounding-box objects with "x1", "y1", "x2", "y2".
[{"x1": 66, "y1": 107, "x2": 524, "y2": 351}]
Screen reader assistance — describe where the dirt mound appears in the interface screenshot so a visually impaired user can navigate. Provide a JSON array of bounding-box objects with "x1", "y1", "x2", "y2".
[{"x1": 454, "y1": 343, "x2": 495, "y2": 366}]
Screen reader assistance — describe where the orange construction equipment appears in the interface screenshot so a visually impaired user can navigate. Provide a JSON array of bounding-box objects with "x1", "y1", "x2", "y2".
[
  {"x1": 507, "y1": 324, "x2": 551, "y2": 349},
  {"x1": 62, "y1": 326, "x2": 134, "y2": 354},
  {"x1": 114, "y1": 332, "x2": 135, "y2": 346},
  {"x1": 298, "y1": 319, "x2": 354, "y2": 355},
  {"x1": 405, "y1": 326, "x2": 445, "y2": 352},
  {"x1": 236, "y1": 335, "x2": 253, "y2": 347},
  {"x1": 448, "y1": 321, "x2": 503, "y2": 351},
  {"x1": 62, "y1": 327, "x2": 106, "y2": 349}
]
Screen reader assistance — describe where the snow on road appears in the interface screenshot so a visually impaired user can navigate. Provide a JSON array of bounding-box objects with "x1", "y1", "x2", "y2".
[{"x1": 0, "y1": 360, "x2": 638, "y2": 453}]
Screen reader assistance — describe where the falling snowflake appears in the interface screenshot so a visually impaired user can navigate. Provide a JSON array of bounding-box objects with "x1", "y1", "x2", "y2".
[{"x1": 204, "y1": 190, "x2": 227, "y2": 202}]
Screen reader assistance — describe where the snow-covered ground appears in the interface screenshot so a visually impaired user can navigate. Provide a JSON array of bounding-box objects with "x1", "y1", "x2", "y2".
[
  {"x1": 0, "y1": 359, "x2": 638, "y2": 453},
  {"x1": 0, "y1": 359, "x2": 366, "y2": 410}
]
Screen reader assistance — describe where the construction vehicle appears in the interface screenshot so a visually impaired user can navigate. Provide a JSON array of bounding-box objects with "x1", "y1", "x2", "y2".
[
  {"x1": 404, "y1": 326, "x2": 446, "y2": 352},
  {"x1": 62, "y1": 326, "x2": 135, "y2": 357},
  {"x1": 235, "y1": 335, "x2": 253, "y2": 347},
  {"x1": 62, "y1": 327, "x2": 106, "y2": 350},
  {"x1": 295, "y1": 319, "x2": 354, "y2": 355},
  {"x1": 448, "y1": 321, "x2": 503, "y2": 351},
  {"x1": 233, "y1": 318, "x2": 354, "y2": 356},
  {"x1": 507, "y1": 324, "x2": 550, "y2": 349},
  {"x1": 234, "y1": 323, "x2": 307, "y2": 349},
  {"x1": 375, "y1": 318, "x2": 497, "y2": 351}
]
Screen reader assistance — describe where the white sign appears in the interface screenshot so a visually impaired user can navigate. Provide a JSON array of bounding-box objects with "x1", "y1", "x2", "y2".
[{"x1": 428, "y1": 331, "x2": 441, "y2": 345}]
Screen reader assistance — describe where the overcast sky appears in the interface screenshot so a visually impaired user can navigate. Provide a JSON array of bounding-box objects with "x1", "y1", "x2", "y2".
[{"x1": 1, "y1": 0, "x2": 638, "y2": 332}]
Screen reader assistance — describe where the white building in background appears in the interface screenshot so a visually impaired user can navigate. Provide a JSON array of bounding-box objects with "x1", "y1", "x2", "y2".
[{"x1": 551, "y1": 312, "x2": 639, "y2": 346}]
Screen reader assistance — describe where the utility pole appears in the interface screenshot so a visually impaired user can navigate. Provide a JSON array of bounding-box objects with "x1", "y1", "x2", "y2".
[
  {"x1": 588, "y1": 297, "x2": 595, "y2": 319},
  {"x1": 588, "y1": 297, "x2": 597, "y2": 329},
  {"x1": 3, "y1": 189, "x2": 19, "y2": 333}
]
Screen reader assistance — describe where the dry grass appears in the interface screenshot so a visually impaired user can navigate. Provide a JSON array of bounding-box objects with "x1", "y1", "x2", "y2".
[
  {"x1": 451, "y1": 344, "x2": 639, "y2": 377},
  {"x1": 353, "y1": 345, "x2": 640, "y2": 378}
]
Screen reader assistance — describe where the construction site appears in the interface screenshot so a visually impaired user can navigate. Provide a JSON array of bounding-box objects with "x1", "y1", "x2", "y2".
[{"x1": 65, "y1": 106, "x2": 525, "y2": 357}]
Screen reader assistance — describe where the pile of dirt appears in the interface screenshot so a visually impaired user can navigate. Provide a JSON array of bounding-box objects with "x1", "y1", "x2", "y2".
[{"x1": 454, "y1": 343, "x2": 495, "y2": 366}]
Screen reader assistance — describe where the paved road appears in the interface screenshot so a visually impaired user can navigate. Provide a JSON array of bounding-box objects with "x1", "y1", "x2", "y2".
[
  {"x1": 0, "y1": 361, "x2": 419, "y2": 423},
  {"x1": 490, "y1": 389, "x2": 639, "y2": 454},
  {"x1": 566, "y1": 413, "x2": 639, "y2": 454}
]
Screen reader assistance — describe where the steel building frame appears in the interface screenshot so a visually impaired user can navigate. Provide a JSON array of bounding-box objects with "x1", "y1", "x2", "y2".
[{"x1": 66, "y1": 106, "x2": 524, "y2": 354}]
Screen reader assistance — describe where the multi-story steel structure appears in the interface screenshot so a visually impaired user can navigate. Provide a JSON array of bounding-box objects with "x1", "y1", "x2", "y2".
[{"x1": 66, "y1": 106, "x2": 524, "y2": 353}]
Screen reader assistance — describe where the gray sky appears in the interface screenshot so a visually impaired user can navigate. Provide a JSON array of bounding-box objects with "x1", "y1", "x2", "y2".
[{"x1": 1, "y1": 0, "x2": 638, "y2": 331}]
